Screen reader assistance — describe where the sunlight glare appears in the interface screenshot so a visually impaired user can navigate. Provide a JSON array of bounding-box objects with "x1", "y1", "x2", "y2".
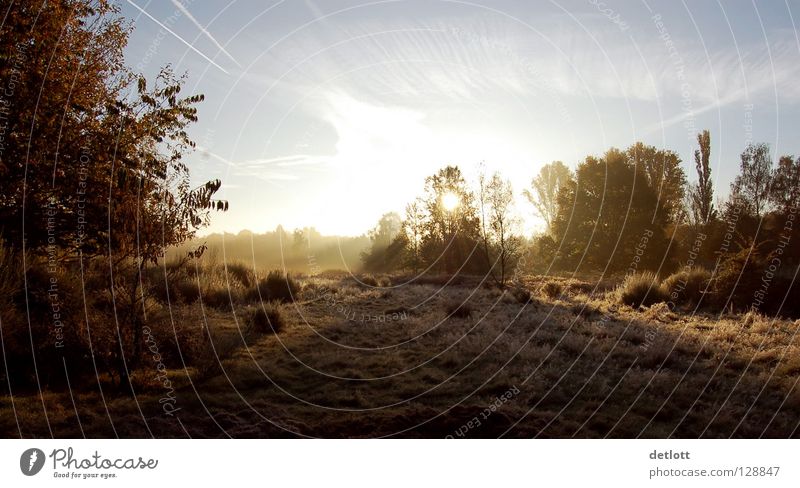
[{"x1": 442, "y1": 191, "x2": 460, "y2": 212}]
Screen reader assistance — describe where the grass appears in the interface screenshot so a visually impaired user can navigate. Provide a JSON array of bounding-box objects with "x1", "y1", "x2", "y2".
[
  {"x1": 617, "y1": 271, "x2": 668, "y2": 308},
  {"x1": 3, "y1": 271, "x2": 800, "y2": 438}
]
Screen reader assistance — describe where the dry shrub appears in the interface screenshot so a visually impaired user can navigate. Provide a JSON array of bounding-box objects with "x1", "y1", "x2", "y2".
[
  {"x1": 445, "y1": 300, "x2": 474, "y2": 318},
  {"x1": 249, "y1": 270, "x2": 299, "y2": 303},
  {"x1": 541, "y1": 281, "x2": 563, "y2": 299},
  {"x1": 249, "y1": 301, "x2": 286, "y2": 334},
  {"x1": 225, "y1": 262, "x2": 256, "y2": 288},
  {"x1": 617, "y1": 272, "x2": 667, "y2": 308},
  {"x1": 360, "y1": 274, "x2": 379, "y2": 287},
  {"x1": 709, "y1": 249, "x2": 763, "y2": 312},
  {"x1": 509, "y1": 286, "x2": 532, "y2": 304},
  {"x1": 662, "y1": 268, "x2": 711, "y2": 307}
]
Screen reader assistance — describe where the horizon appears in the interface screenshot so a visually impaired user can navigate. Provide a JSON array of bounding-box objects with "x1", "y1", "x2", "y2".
[{"x1": 121, "y1": 0, "x2": 800, "y2": 237}]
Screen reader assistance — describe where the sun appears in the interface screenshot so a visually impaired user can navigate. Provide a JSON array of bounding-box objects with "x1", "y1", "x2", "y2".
[{"x1": 441, "y1": 191, "x2": 460, "y2": 212}]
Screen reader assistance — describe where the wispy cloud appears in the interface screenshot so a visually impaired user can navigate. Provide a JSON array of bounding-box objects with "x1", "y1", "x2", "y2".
[
  {"x1": 197, "y1": 147, "x2": 309, "y2": 182},
  {"x1": 168, "y1": 0, "x2": 242, "y2": 68},
  {"x1": 125, "y1": 0, "x2": 229, "y2": 74}
]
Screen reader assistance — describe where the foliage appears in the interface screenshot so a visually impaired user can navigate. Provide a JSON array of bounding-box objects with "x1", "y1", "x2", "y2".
[
  {"x1": 420, "y1": 166, "x2": 482, "y2": 274},
  {"x1": 663, "y1": 268, "x2": 711, "y2": 307},
  {"x1": 689, "y1": 130, "x2": 716, "y2": 226},
  {"x1": 252, "y1": 270, "x2": 300, "y2": 303},
  {"x1": 523, "y1": 161, "x2": 572, "y2": 230},
  {"x1": 479, "y1": 171, "x2": 522, "y2": 287},
  {"x1": 551, "y1": 149, "x2": 672, "y2": 272},
  {"x1": 731, "y1": 143, "x2": 773, "y2": 219},
  {"x1": 625, "y1": 142, "x2": 687, "y2": 223}
]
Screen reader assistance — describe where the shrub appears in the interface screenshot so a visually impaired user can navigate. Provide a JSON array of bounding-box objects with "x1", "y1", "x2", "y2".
[
  {"x1": 249, "y1": 302, "x2": 286, "y2": 334},
  {"x1": 709, "y1": 249, "x2": 763, "y2": 312},
  {"x1": 201, "y1": 286, "x2": 240, "y2": 310},
  {"x1": 173, "y1": 278, "x2": 201, "y2": 303},
  {"x1": 226, "y1": 262, "x2": 256, "y2": 288},
  {"x1": 541, "y1": 281, "x2": 563, "y2": 299},
  {"x1": 617, "y1": 272, "x2": 667, "y2": 308},
  {"x1": 509, "y1": 286, "x2": 532, "y2": 304},
  {"x1": 360, "y1": 274, "x2": 379, "y2": 287},
  {"x1": 250, "y1": 270, "x2": 299, "y2": 303},
  {"x1": 445, "y1": 300, "x2": 474, "y2": 318},
  {"x1": 663, "y1": 268, "x2": 711, "y2": 307}
]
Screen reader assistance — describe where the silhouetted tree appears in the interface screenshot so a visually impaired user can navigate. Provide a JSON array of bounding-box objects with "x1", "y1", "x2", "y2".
[
  {"x1": 625, "y1": 142, "x2": 686, "y2": 223},
  {"x1": 523, "y1": 161, "x2": 571, "y2": 231},
  {"x1": 479, "y1": 171, "x2": 521, "y2": 286},
  {"x1": 551, "y1": 149, "x2": 671, "y2": 272},
  {"x1": 402, "y1": 199, "x2": 426, "y2": 273},
  {"x1": 361, "y1": 212, "x2": 402, "y2": 272},
  {"x1": 689, "y1": 130, "x2": 716, "y2": 226},
  {"x1": 731, "y1": 143, "x2": 773, "y2": 219},
  {"x1": 420, "y1": 166, "x2": 480, "y2": 273},
  {"x1": 770, "y1": 155, "x2": 800, "y2": 214}
]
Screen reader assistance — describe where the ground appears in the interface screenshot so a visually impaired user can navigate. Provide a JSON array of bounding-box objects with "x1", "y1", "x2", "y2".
[{"x1": 3, "y1": 275, "x2": 800, "y2": 438}]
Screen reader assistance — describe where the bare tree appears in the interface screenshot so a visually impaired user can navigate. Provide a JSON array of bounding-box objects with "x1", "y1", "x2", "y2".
[
  {"x1": 523, "y1": 161, "x2": 571, "y2": 231},
  {"x1": 403, "y1": 199, "x2": 426, "y2": 273},
  {"x1": 479, "y1": 171, "x2": 522, "y2": 287}
]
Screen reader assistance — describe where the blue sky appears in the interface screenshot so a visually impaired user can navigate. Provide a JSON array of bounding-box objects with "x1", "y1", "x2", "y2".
[{"x1": 121, "y1": 0, "x2": 800, "y2": 236}]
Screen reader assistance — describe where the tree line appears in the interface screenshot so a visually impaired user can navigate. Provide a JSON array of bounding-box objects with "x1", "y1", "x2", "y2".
[{"x1": 362, "y1": 131, "x2": 800, "y2": 294}]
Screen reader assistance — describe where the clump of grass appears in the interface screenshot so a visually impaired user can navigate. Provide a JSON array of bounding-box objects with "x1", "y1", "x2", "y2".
[
  {"x1": 617, "y1": 272, "x2": 667, "y2": 308},
  {"x1": 360, "y1": 274, "x2": 379, "y2": 287},
  {"x1": 541, "y1": 281, "x2": 563, "y2": 299},
  {"x1": 509, "y1": 286, "x2": 532, "y2": 304},
  {"x1": 663, "y1": 268, "x2": 711, "y2": 307},
  {"x1": 201, "y1": 286, "x2": 240, "y2": 310},
  {"x1": 250, "y1": 270, "x2": 299, "y2": 303},
  {"x1": 445, "y1": 300, "x2": 474, "y2": 318},
  {"x1": 226, "y1": 262, "x2": 256, "y2": 288},
  {"x1": 571, "y1": 302, "x2": 600, "y2": 319},
  {"x1": 249, "y1": 301, "x2": 286, "y2": 334}
]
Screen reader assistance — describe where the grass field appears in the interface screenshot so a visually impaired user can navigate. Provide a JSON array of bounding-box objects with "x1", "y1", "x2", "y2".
[{"x1": 2, "y1": 273, "x2": 800, "y2": 438}]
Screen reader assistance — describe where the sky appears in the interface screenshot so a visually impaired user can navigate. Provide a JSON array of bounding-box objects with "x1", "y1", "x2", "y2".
[{"x1": 120, "y1": 0, "x2": 800, "y2": 236}]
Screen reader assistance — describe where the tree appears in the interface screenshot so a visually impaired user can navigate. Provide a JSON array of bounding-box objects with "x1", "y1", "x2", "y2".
[
  {"x1": 551, "y1": 149, "x2": 671, "y2": 272},
  {"x1": 402, "y1": 199, "x2": 426, "y2": 273},
  {"x1": 479, "y1": 171, "x2": 521, "y2": 286},
  {"x1": 770, "y1": 155, "x2": 800, "y2": 214},
  {"x1": 420, "y1": 165, "x2": 480, "y2": 273},
  {"x1": 523, "y1": 161, "x2": 571, "y2": 231},
  {"x1": 731, "y1": 143, "x2": 773, "y2": 219},
  {"x1": 0, "y1": 1, "x2": 226, "y2": 392},
  {"x1": 689, "y1": 130, "x2": 716, "y2": 225},
  {"x1": 625, "y1": 142, "x2": 686, "y2": 223},
  {"x1": 361, "y1": 212, "x2": 403, "y2": 272}
]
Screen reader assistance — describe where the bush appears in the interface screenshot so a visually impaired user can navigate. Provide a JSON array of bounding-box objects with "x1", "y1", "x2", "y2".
[
  {"x1": 226, "y1": 262, "x2": 256, "y2": 288},
  {"x1": 541, "y1": 281, "x2": 563, "y2": 299},
  {"x1": 618, "y1": 272, "x2": 667, "y2": 308},
  {"x1": 249, "y1": 302, "x2": 286, "y2": 334},
  {"x1": 250, "y1": 270, "x2": 299, "y2": 303},
  {"x1": 509, "y1": 286, "x2": 532, "y2": 304},
  {"x1": 445, "y1": 300, "x2": 474, "y2": 318},
  {"x1": 360, "y1": 274, "x2": 379, "y2": 287},
  {"x1": 663, "y1": 268, "x2": 711, "y2": 307},
  {"x1": 709, "y1": 249, "x2": 763, "y2": 312},
  {"x1": 201, "y1": 286, "x2": 240, "y2": 310}
]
